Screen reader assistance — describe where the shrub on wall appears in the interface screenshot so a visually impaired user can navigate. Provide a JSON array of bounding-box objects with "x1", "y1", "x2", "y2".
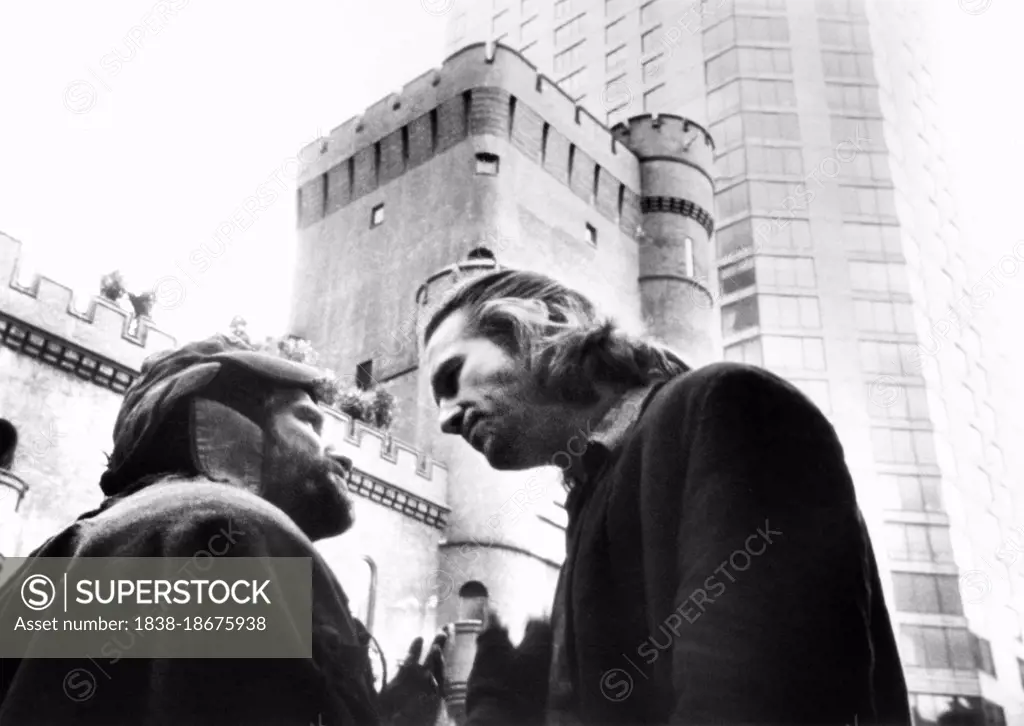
[
  {"x1": 99, "y1": 273, "x2": 157, "y2": 330},
  {"x1": 227, "y1": 317, "x2": 396, "y2": 432},
  {"x1": 99, "y1": 271, "x2": 127, "y2": 303},
  {"x1": 127, "y1": 292, "x2": 156, "y2": 319}
]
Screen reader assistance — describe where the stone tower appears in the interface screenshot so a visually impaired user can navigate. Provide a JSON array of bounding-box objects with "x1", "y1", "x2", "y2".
[{"x1": 612, "y1": 115, "x2": 718, "y2": 368}]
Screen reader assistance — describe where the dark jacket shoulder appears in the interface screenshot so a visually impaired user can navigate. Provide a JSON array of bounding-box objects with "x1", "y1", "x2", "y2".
[
  {"x1": 641, "y1": 361, "x2": 823, "y2": 428},
  {"x1": 0, "y1": 477, "x2": 379, "y2": 726},
  {"x1": 41, "y1": 476, "x2": 314, "y2": 560},
  {"x1": 627, "y1": 361, "x2": 835, "y2": 474}
]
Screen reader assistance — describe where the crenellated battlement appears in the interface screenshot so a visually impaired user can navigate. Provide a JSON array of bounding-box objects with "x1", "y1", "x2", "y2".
[
  {"x1": 0, "y1": 232, "x2": 177, "y2": 381},
  {"x1": 612, "y1": 114, "x2": 716, "y2": 183},
  {"x1": 297, "y1": 42, "x2": 640, "y2": 191},
  {"x1": 320, "y1": 406, "x2": 448, "y2": 511}
]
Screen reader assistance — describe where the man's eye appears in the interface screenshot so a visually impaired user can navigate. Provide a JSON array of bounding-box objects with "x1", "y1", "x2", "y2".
[{"x1": 440, "y1": 363, "x2": 462, "y2": 398}]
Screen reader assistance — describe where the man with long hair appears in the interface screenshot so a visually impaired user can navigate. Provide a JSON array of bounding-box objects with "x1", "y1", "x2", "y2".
[
  {"x1": 422, "y1": 269, "x2": 911, "y2": 725},
  {"x1": 0, "y1": 334, "x2": 445, "y2": 726}
]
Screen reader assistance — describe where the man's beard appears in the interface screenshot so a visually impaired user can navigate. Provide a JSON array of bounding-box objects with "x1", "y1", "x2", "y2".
[{"x1": 262, "y1": 440, "x2": 355, "y2": 541}]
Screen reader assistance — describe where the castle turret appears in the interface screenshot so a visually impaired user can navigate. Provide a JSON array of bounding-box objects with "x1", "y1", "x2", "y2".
[{"x1": 612, "y1": 115, "x2": 718, "y2": 367}]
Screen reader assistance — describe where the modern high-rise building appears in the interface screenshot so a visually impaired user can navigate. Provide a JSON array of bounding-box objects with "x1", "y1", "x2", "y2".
[{"x1": 439, "y1": 0, "x2": 1024, "y2": 724}]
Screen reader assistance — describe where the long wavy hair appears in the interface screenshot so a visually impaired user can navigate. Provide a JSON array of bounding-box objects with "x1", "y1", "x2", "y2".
[{"x1": 422, "y1": 269, "x2": 691, "y2": 406}]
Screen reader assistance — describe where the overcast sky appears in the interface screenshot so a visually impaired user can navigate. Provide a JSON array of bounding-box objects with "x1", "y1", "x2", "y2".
[{"x1": 0, "y1": 0, "x2": 1020, "y2": 347}]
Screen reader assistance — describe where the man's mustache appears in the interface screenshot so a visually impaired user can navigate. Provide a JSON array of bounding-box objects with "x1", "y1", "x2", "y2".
[{"x1": 325, "y1": 453, "x2": 353, "y2": 479}]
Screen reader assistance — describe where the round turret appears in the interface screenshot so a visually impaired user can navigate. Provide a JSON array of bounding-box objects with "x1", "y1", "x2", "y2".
[{"x1": 612, "y1": 114, "x2": 719, "y2": 367}]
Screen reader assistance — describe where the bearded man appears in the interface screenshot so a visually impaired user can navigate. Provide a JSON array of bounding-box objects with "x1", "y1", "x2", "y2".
[{"x1": 0, "y1": 335, "x2": 444, "y2": 726}]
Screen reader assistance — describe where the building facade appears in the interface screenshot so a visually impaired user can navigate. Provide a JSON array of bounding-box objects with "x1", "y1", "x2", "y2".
[{"x1": 438, "y1": 0, "x2": 1024, "y2": 724}]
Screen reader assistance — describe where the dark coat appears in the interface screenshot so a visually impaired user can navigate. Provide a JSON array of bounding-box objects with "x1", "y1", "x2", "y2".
[
  {"x1": 546, "y1": 361, "x2": 911, "y2": 725},
  {"x1": 0, "y1": 475, "x2": 380, "y2": 726}
]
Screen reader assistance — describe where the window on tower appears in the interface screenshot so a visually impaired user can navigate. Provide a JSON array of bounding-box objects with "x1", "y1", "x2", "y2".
[
  {"x1": 878, "y1": 474, "x2": 943, "y2": 513},
  {"x1": 719, "y1": 257, "x2": 755, "y2": 295},
  {"x1": 606, "y1": 103, "x2": 629, "y2": 127},
  {"x1": 825, "y1": 83, "x2": 880, "y2": 113},
  {"x1": 452, "y1": 13, "x2": 467, "y2": 43},
  {"x1": 735, "y1": 0, "x2": 788, "y2": 10},
  {"x1": 356, "y1": 360, "x2": 375, "y2": 390},
  {"x1": 458, "y1": 581, "x2": 489, "y2": 622},
  {"x1": 818, "y1": 19, "x2": 870, "y2": 50},
  {"x1": 899, "y1": 625, "x2": 972, "y2": 669},
  {"x1": 852, "y1": 299, "x2": 915, "y2": 334},
  {"x1": 521, "y1": 15, "x2": 538, "y2": 42},
  {"x1": 554, "y1": 40, "x2": 586, "y2": 75},
  {"x1": 606, "y1": 44, "x2": 627, "y2": 73},
  {"x1": 740, "y1": 79, "x2": 797, "y2": 109},
  {"x1": 467, "y1": 247, "x2": 495, "y2": 261},
  {"x1": 642, "y1": 56, "x2": 663, "y2": 83},
  {"x1": 724, "y1": 338, "x2": 762, "y2": 367},
  {"x1": 756, "y1": 255, "x2": 817, "y2": 288},
  {"x1": 585, "y1": 223, "x2": 597, "y2": 246},
  {"x1": 849, "y1": 261, "x2": 910, "y2": 295},
  {"x1": 522, "y1": 41, "x2": 539, "y2": 63},
  {"x1": 643, "y1": 83, "x2": 666, "y2": 111},
  {"x1": 761, "y1": 335, "x2": 826, "y2": 371},
  {"x1": 737, "y1": 16, "x2": 791, "y2": 43},
  {"x1": 883, "y1": 523, "x2": 955, "y2": 564},
  {"x1": 605, "y1": 16, "x2": 625, "y2": 44},
  {"x1": 759, "y1": 294, "x2": 821, "y2": 330},
  {"x1": 641, "y1": 27, "x2": 662, "y2": 55},
  {"x1": 370, "y1": 203, "x2": 384, "y2": 227},
  {"x1": 558, "y1": 68, "x2": 588, "y2": 101},
  {"x1": 605, "y1": 0, "x2": 628, "y2": 19},
  {"x1": 815, "y1": 0, "x2": 868, "y2": 16},
  {"x1": 721, "y1": 296, "x2": 758, "y2": 336},
  {"x1": 640, "y1": 0, "x2": 659, "y2": 26},
  {"x1": 554, "y1": 13, "x2": 585, "y2": 46},
  {"x1": 892, "y1": 573, "x2": 964, "y2": 616},
  {"x1": 969, "y1": 633, "x2": 996, "y2": 677},
  {"x1": 492, "y1": 9, "x2": 511, "y2": 36},
  {"x1": 870, "y1": 428, "x2": 937, "y2": 465},
  {"x1": 475, "y1": 152, "x2": 500, "y2": 175}
]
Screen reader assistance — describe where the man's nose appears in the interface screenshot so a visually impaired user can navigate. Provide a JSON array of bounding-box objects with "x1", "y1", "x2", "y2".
[{"x1": 438, "y1": 402, "x2": 464, "y2": 436}]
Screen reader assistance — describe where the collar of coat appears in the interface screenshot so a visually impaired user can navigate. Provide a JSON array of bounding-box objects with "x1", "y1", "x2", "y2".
[{"x1": 565, "y1": 381, "x2": 664, "y2": 489}]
